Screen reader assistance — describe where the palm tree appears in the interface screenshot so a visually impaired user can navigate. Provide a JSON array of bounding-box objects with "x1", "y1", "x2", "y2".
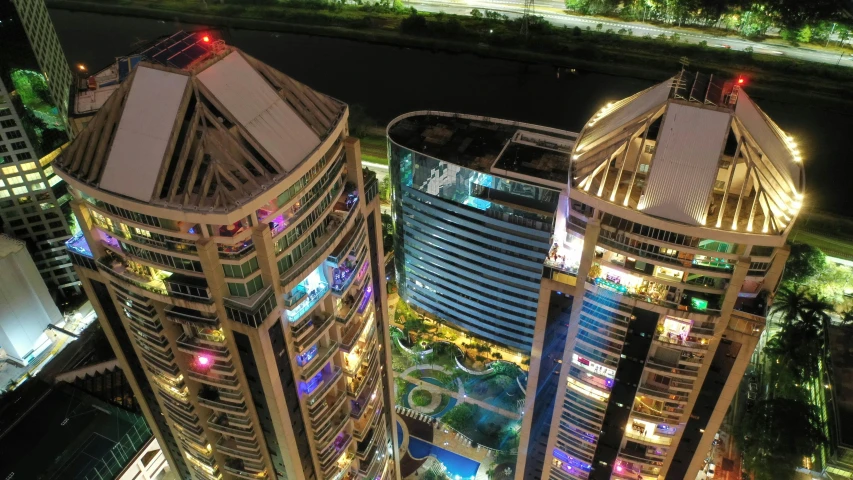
[
  {"x1": 803, "y1": 291, "x2": 834, "y2": 357},
  {"x1": 770, "y1": 285, "x2": 810, "y2": 326}
]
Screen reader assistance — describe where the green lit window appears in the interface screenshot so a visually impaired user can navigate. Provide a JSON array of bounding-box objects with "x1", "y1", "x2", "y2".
[{"x1": 227, "y1": 275, "x2": 264, "y2": 297}]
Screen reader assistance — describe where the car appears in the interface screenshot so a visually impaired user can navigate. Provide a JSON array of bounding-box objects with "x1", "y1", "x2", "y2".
[{"x1": 707, "y1": 463, "x2": 716, "y2": 478}]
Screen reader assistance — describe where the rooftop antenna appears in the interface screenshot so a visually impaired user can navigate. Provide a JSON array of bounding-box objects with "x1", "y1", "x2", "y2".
[
  {"x1": 522, "y1": 0, "x2": 535, "y2": 37},
  {"x1": 679, "y1": 56, "x2": 690, "y2": 72}
]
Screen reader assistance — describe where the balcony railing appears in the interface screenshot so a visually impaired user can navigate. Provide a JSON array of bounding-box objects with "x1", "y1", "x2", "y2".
[
  {"x1": 300, "y1": 342, "x2": 339, "y2": 380},
  {"x1": 280, "y1": 209, "x2": 362, "y2": 288},
  {"x1": 176, "y1": 333, "x2": 230, "y2": 360},
  {"x1": 208, "y1": 414, "x2": 256, "y2": 440},
  {"x1": 286, "y1": 282, "x2": 329, "y2": 325},
  {"x1": 294, "y1": 314, "x2": 335, "y2": 351},
  {"x1": 97, "y1": 256, "x2": 168, "y2": 296}
]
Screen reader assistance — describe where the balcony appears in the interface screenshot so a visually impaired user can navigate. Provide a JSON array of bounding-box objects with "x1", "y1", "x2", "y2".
[
  {"x1": 312, "y1": 391, "x2": 349, "y2": 432},
  {"x1": 97, "y1": 255, "x2": 168, "y2": 297},
  {"x1": 280, "y1": 209, "x2": 363, "y2": 290},
  {"x1": 300, "y1": 342, "x2": 339, "y2": 380},
  {"x1": 177, "y1": 333, "x2": 230, "y2": 360},
  {"x1": 653, "y1": 334, "x2": 709, "y2": 351},
  {"x1": 208, "y1": 413, "x2": 256, "y2": 440},
  {"x1": 324, "y1": 452, "x2": 355, "y2": 480},
  {"x1": 286, "y1": 282, "x2": 329, "y2": 325},
  {"x1": 223, "y1": 458, "x2": 267, "y2": 479},
  {"x1": 631, "y1": 402, "x2": 683, "y2": 424},
  {"x1": 645, "y1": 358, "x2": 699, "y2": 378},
  {"x1": 623, "y1": 429, "x2": 673, "y2": 447},
  {"x1": 354, "y1": 404, "x2": 383, "y2": 441},
  {"x1": 165, "y1": 305, "x2": 219, "y2": 326},
  {"x1": 188, "y1": 368, "x2": 240, "y2": 390},
  {"x1": 303, "y1": 366, "x2": 344, "y2": 404},
  {"x1": 340, "y1": 316, "x2": 369, "y2": 353},
  {"x1": 343, "y1": 332, "x2": 377, "y2": 376},
  {"x1": 186, "y1": 460, "x2": 222, "y2": 480},
  {"x1": 636, "y1": 383, "x2": 689, "y2": 403},
  {"x1": 216, "y1": 437, "x2": 263, "y2": 463},
  {"x1": 328, "y1": 221, "x2": 365, "y2": 266},
  {"x1": 165, "y1": 273, "x2": 214, "y2": 305},
  {"x1": 198, "y1": 394, "x2": 249, "y2": 414},
  {"x1": 140, "y1": 351, "x2": 179, "y2": 377},
  {"x1": 315, "y1": 410, "x2": 351, "y2": 448},
  {"x1": 293, "y1": 313, "x2": 335, "y2": 351},
  {"x1": 357, "y1": 424, "x2": 386, "y2": 460},
  {"x1": 319, "y1": 433, "x2": 353, "y2": 468},
  {"x1": 347, "y1": 353, "x2": 380, "y2": 400}
]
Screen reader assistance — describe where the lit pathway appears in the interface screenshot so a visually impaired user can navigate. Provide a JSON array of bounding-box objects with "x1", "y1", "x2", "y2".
[{"x1": 399, "y1": 364, "x2": 522, "y2": 420}]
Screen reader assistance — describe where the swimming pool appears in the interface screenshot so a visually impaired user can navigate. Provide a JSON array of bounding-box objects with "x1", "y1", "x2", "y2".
[
  {"x1": 407, "y1": 437, "x2": 480, "y2": 479},
  {"x1": 397, "y1": 421, "x2": 404, "y2": 448}
]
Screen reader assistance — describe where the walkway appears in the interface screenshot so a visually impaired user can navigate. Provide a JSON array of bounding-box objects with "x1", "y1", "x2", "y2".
[{"x1": 400, "y1": 364, "x2": 521, "y2": 420}]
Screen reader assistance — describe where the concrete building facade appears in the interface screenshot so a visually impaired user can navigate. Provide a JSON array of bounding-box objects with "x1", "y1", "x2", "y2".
[
  {"x1": 0, "y1": 233, "x2": 62, "y2": 364},
  {"x1": 57, "y1": 35, "x2": 398, "y2": 480},
  {"x1": 0, "y1": 0, "x2": 78, "y2": 297},
  {"x1": 531, "y1": 72, "x2": 801, "y2": 480}
]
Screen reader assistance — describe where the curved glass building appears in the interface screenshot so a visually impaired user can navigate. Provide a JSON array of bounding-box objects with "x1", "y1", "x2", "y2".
[
  {"x1": 388, "y1": 112, "x2": 577, "y2": 352},
  {"x1": 57, "y1": 35, "x2": 397, "y2": 480}
]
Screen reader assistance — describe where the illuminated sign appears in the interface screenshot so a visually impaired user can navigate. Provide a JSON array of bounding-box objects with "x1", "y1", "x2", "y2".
[{"x1": 572, "y1": 353, "x2": 616, "y2": 379}]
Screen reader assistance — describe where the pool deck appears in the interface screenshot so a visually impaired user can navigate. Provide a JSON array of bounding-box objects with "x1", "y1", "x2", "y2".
[{"x1": 398, "y1": 413, "x2": 495, "y2": 480}]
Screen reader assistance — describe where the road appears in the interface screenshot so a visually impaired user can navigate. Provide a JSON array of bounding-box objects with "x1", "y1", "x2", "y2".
[{"x1": 405, "y1": 0, "x2": 853, "y2": 67}]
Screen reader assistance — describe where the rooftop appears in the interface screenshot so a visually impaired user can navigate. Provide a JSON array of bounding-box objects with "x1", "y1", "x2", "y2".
[
  {"x1": 388, "y1": 111, "x2": 577, "y2": 189},
  {"x1": 58, "y1": 32, "x2": 346, "y2": 212},
  {"x1": 74, "y1": 31, "x2": 220, "y2": 116},
  {"x1": 572, "y1": 71, "x2": 804, "y2": 234}
]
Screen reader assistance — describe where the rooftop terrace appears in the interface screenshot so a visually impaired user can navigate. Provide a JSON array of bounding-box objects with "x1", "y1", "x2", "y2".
[{"x1": 388, "y1": 111, "x2": 577, "y2": 188}]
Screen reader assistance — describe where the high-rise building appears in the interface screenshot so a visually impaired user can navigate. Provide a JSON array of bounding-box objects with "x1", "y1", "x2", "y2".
[
  {"x1": 0, "y1": 233, "x2": 62, "y2": 365},
  {"x1": 388, "y1": 112, "x2": 577, "y2": 353},
  {"x1": 536, "y1": 72, "x2": 801, "y2": 480},
  {"x1": 0, "y1": 0, "x2": 78, "y2": 297},
  {"x1": 57, "y1": 35, "x2": 398, "y2": 480}
]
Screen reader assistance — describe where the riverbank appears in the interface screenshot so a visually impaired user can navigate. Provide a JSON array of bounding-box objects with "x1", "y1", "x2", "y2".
[{"x1": 46, "y1": 0, "x2": 853, "y2": 104}]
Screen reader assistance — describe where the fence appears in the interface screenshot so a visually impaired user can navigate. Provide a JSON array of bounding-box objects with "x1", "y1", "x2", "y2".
[{"x1": 82, "y1": 416, "x2": 153, "y2": 480}]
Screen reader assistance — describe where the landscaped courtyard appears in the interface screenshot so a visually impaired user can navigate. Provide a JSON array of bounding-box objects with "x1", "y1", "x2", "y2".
[{"x1": 390, "y1": 302, "x2": 525, "y2": 455}]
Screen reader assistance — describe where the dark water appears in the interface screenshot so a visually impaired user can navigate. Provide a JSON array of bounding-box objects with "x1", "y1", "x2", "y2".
[{"x1": 49, "y1": 9, "x2": 853, "y2": 216}]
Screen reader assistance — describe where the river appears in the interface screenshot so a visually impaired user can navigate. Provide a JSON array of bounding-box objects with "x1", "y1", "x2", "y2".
[{"x1": 49, "y1": 9, "x2": 853, "y2": 216}]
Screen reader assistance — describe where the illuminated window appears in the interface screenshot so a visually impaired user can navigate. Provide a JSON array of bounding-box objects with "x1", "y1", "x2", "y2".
[
  {"x1": 1, "y1": 166, "x2": 17, "y2": 175},
  {"x1": 25, "y1": 172, "x2": 41, "y2": 182},
  {"x1": 6, "y1": 176, "x2": 22, "y2": 185},
  {"x1": 43, "y1": 166, "x2": 53, "y2": 176},
  {"x1": 0, "y1": 180, "x2": 4, "y2": 187},
  {"x1": 0, "y1": 190, "x2": 8, "y2": 198},
  {"x1": 12, "y1": 186, "x2": 27, "y2": 195},
  {"x1": 20, "y1": 162, "x2": 36, "y2": 171},
  {"x1": 48, "y1": 175, "x2": 62, "y2": 186},
  {"x1": 30, "y1": 182, "x2": 45, "y2": 191}
]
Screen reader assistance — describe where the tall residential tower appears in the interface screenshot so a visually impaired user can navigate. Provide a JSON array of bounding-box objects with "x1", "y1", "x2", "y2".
[
  {"x1": 535, "y1": 73, "x2": 801, "y2": 480},
  {"x1": 0, "y1": 0, "x2": 78, "y2": 297},
  {"x1": 58, "y1": 36, "x2": 398, "y2": 480}
]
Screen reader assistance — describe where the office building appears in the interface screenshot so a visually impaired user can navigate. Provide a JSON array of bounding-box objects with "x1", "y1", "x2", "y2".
[
  {"x1": 535, "y1": 72, "x2": 801, "y2": 480},
  {"x1": 388, "y1": 111, "x2": 577, "y2": 353},
  {"x1": 0, "y1": 233, "x2": 62, "y2": 365},
  {"x1": 0, "y1": 0, "x2": 78, "y2": 296},
  {"x1": 57, "y1": 34, "x2": 397, "y2": 480}
]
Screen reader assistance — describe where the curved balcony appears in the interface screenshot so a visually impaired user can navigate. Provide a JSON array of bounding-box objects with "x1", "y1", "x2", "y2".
[
  {"x1": 315, "y1": 409, "x2": 351, "y2": 448},
  {"x1": 644, "y1": 358, "x2": 700, "y2": 379},
  {"x1": 311, "y1": 391, "x2": 349, "y2": 431},
  {"x1": 299, "y1": 342, "x2": 339, "y2": 380},
  {"x1": 319, "y1": 433, "x2": 353, "y2": 472},
  {"x1": 223, "y1": 459, "x2": 267, "y2": 479},
  {"x1": 216, "y1": 437, "x2": 263, "y2": 463},
  {"x1": 636, "y1": 383, "x2": 689, "y2": 404},
  {"x1": 177, "y1": 333, "x2": 230, "y2": 361},
  {"x1": 293, "y1": 314, "x2": 335, "y2": 351},
  {"x1": 208, "y1": 413, "x2": 256, "y2": 441},
  {"x1": 304, "y1": 367, "x2": 344, "y2": 405}
]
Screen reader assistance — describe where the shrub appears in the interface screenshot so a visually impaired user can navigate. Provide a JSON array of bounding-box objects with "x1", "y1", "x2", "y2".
[
  {"x1": 442, "y1": 403, "x2": 479, "y2": 431},
  {"x1": 411, "y1": 389, "x2": 433, "y2": 406}
]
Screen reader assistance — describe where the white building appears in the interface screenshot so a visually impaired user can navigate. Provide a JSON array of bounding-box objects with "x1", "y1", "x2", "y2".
[{"x1": 0, "y1": 234, "x2": 62, "y2": 364}]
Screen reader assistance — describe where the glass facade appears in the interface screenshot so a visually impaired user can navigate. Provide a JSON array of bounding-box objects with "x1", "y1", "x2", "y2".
[
  {"x1": 390, "y1": 142, "x2": 557, "y2": 352},
  {"x1": 0, "y1": 0, "x2": 77, "y2": 296}
]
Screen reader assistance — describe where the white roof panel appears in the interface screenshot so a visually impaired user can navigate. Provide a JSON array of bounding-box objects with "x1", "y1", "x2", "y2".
[
  {"x1": 638, "y1": 103, "x2": 731, "y2": 225},
  {"x1": 197, "y1": 51, "x2": 321, "y2": 172},
  {"x1": 100, "y1": 66, "x2": 188, "y2": 201},
  {"x1": 577, "y1": 80, "x2": 672, "y2": 152},
  {"x1": 734, "y1": 90, "x2": 800, "y2": 189}
]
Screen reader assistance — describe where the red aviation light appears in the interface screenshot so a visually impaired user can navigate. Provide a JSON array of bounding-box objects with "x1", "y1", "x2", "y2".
[{"x1": 202, "y1": 35, "x2": 211, "y2": 43}]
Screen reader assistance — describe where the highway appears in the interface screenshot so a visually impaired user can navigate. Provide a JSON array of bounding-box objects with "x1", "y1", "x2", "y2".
[{"x1": 405, "y1": 0, "x2": 853, "y2": 67}]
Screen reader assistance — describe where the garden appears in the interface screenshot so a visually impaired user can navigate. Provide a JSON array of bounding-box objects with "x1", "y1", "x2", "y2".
[{"x1": 390, "y1": 301, "x2": 526, "y2": 452}]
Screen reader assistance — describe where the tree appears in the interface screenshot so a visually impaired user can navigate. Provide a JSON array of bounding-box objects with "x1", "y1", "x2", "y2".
[
  {"x1": 797, "y1": 25, "x2": 813, "y2": 43},
  {"x1": 348, "y1": 104, "x2": 375, "y2": 138},
  {"x1": 770, "y1": 285, "x2": 810, "y2": 325},
  {"x1": 784, "y1": 243, "x2": 826, "y2": 284},
  {"x1": 442, "y1": 403, "x2": 478, "y2": 431},
  {"x1": 737, "y1": 398, "x2": 827, "y2": 480}
]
